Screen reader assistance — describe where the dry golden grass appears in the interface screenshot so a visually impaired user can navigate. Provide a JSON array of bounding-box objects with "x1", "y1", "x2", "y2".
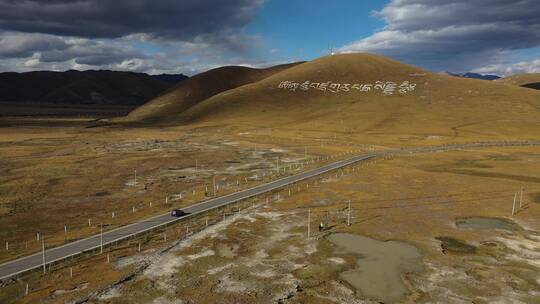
[
  {"x1": 120, "y1": 54, "x2": 540, "y2": 146},
  {"x1": 121, "y1": 62, "x2": 302, "y2": 123},
  {"x1": 1, "y1": 53, "x2": 539, "y2": 303},
  {"x1": 0, "y1": 120, "x2": 342, "y2": 263},
  {"x1": 10, "y1": 145, "x2": 538, "y2": 304},
  {"x1": 496, "y1": 73, "x2": 540, "y2": 86}
]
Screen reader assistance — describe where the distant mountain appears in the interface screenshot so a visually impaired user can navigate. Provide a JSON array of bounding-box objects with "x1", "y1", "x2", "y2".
[
  {"x1": 150, "y1": 73, "x2": 189, "y2": 84},
  {"x1": 443, "y1": 72, "x2": 500, "y2": 81},
  {"x1": 0, "y1": 70, "x2": 188, "y2": 106}
]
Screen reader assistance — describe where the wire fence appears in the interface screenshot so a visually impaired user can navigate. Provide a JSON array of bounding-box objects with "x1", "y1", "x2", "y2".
[
  {"x1": 0, "y1": 141, "x2": 540, "y2": 292},
  {"x1": 0, "y1": 150, "x2": 365, "y2": 262},
  {"x1": 3, "y1": 140, "x2": 539, "y2": 260}
]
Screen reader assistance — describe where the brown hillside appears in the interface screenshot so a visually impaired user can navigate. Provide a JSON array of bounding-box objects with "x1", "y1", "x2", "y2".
[
  {"x1": 496, "y1": 73, "x2": 540, "y2": 86},
  {"x1": 122, "y1": 62, "x2": 302, "y2": 122},
  {"x1": 166, "y1": 53, "x2": 540, "y2": 141},
  {"x1": 496, "y1": 73, "x2": 540, "y2": 90}
]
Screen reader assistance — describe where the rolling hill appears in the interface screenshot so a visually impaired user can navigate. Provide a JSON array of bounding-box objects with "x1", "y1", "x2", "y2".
[
  {"x1": 0, "y1": 70, "x2": 187, "y2": 106},
  {"x1": 496, "y1": 73, "x2": 540, "y2": 90},
  {"x1": 122, "y1": 62, "x2": 302, "y2": 122},
  {"x1": 124, "y1": 53, "x2": 540, "y2": 142}
]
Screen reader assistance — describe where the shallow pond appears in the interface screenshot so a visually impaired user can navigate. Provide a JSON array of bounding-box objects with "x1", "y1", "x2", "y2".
[
  {"x1": 455, "y1": 217, "x2": 519, "y2": 231},
  {"x1": 327, "y1": 233, "x2": 423, "y2": 303}
]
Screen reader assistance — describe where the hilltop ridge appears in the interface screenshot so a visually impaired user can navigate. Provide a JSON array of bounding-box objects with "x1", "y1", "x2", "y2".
[
  {"x1": 496, "y1": 73, "x2": 540, "y2": 90},
  {"x1": 130, "y1": 53, "x2": 540, "y2": 141},
  {"x1": 122, "y1": 62, "x2": 302, "y2": 123}
]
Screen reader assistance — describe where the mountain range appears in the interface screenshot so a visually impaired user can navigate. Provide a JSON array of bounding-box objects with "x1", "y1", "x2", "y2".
[
  {"x1": 0, "y1": 70, "x2": 188, "y2": 106},
  {"x1": 443, "y1": 72, "x2": 500, "y2": 81}
]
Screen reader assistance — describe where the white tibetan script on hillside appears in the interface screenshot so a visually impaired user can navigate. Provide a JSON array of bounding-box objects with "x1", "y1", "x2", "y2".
[{"x1": 277, "y1": 80, "x2": 416, "y2": 95}]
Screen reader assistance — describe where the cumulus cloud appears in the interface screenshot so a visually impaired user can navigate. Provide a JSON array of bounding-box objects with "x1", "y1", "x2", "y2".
[
  {"x1": 473, "y1": 58, "x2": 540, "y2": 76},
  {"x1": 0, "y1": 31, "x2": 273, "y2": 75},
  {"x1": 0, "y1": 32, "x2": 68, "y2": 57},
  {"x1": 339, "y1": 0, "x2": 540, "y2": 73},
  {"x1": 0, "y1": 31, "x2": 146, "y2": 69}
]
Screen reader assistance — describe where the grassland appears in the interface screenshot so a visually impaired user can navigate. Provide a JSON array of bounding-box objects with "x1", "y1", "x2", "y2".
[
  {"x1": 122, "y1": 62, "x2": 302, "y2": 123},
  {"x1": 496, "y1": 73, "x2": 540, "y2": 86},
  {"x1": 0, "y1": 101, "x2": 135, "y2": 118},
  {"x1": 1, "y1": 53, "x2": 539, "y2": 303},
  {"x1": 0, "y1": 118, "x2": 354, "y2": 264},
  {"x1": 123, "y1": 54, "x2": 540, "y2": 145},
  {"x1": 2, "y1": 133, "x2": 538, "y2": 303}
]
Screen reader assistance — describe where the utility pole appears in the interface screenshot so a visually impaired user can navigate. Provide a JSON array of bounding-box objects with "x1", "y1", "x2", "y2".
[
  {"x1": 100, "y1": 224, "x2": 103, "y2": 254},
  {"x1": 347, "y1": 200, "x2": 351, "y2": 226},
  {"x1": 307, "y1": 208, "x2": 311, "y2": 239},
  {"x1": 195, "y1": 160, "x2": 198, "y2": 174},
  {"x1": 134, "y1": 170, "x2": 137, "y2": 185},
  {"x1": 41, "y1": 237, "x2": 46, "y2": 274},
  {"x1": 213, "y1": 175, "x2": 216, "y2": 196},
  {"x1": 512, "y1": 192, "x2": 517, "y2": 216},
  {"x1": 519, "y1": 188, "x2": 524, "y2": 208}
]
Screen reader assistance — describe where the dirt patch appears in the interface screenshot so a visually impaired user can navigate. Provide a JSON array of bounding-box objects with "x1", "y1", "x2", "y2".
[
  {"x1": 216, "y1": 243, "x2": 239, "y2": 258},
  {"x1": 52, "y1": 282, "x2": 89, "y2": 296},
  {"x1": 530, "y1": 191, "x2": 540, "y2": 204},
  {"x1": 436, "y1": 236, "x2": 476, "y2": 254}
]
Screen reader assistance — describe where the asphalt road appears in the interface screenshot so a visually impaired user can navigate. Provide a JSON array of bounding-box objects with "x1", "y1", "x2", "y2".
[
  {"x1": 1, "y1": 140, "x2": 538, "y2": 281},
  {"x1": 0, "y1": 153, "x2": 376, "y2": 280}
]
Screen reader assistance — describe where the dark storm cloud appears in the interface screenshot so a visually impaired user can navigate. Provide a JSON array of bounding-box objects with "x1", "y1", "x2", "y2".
[
  {"x1": 0, "y1": 32, "x2": 144, "y2": 65},
  {"x1": 0, "y1": 32, "x2": 68, "y2": 57},
  {"x1": 339, "y1": 0, "x2": 540, "y2": 72},
  {"x1": 0, "y1": 0, "x2": 262, "y2": 39},
  {"x1": 37, "y1": 39, "x2": 143, "y2": 65},
  {"x1": 0, "y1": 0, "x2": 264, "y2": 73},
  {"x1": 378, "y1": 0, "x2": 540, "y2": 32}
]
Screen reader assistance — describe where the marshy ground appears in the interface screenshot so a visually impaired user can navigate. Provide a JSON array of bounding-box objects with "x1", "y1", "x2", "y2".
[{"x1": 1, "y1": 118, "x2": 539, "y2": 303}]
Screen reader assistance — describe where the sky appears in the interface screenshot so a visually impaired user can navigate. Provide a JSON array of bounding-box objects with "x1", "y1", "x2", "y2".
[{"x1": 0, "y1": 0, "x2": 539, "y2": 76}]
